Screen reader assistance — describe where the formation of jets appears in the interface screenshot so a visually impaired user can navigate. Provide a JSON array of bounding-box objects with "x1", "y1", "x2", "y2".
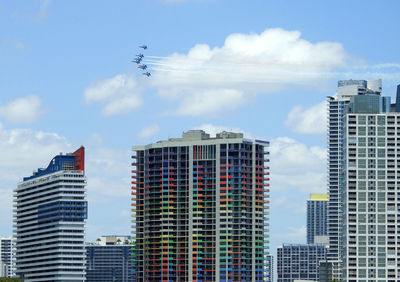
[{"x1": 132, "y1": 45, "x2": 150, "y2": 77}]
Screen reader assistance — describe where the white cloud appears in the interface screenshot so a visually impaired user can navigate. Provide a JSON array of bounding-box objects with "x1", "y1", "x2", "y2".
[
  {"x1": 0, "y1": 124, "x2": 132, "y2": 237},
  {"x1": 36, "y1": 0, "x2": 52, "y2": 21},
  {"x1": 173, "y1": 89, "x2": 247, "y2": 117},
  {"x1": 270, "y1": 137, "x2": 326, "y2": 193},
  {"x1": 273, "y1": 196, "x2": 306, "y2": 215},
  {"x1": 0, "y1": 123, "x2": 71, "y2": 236},
  {"x1": 0, "y1": 123, "x2": 71, "y2": 184},
  {"x1": 1, "y1": 39, "x2": 26, "y2": 50},
  {"x1": 84, "y1": 74, "x2": 142, "y2": 116},
  {"x1": 137, "y1": 124, "x2": 160, "y2": 139},
  {"x1": 277, "y1": 225, "x2": 307, "y2": 243},
  {"x1": 0, "y1": 95, "x2": 44, "y2": 123},
  {"x1": 286, "y1": 101, "x2": 326, "y2": 134},
  {"x1": 151, "y1": 28, "x2": 348, "y2": 116}
]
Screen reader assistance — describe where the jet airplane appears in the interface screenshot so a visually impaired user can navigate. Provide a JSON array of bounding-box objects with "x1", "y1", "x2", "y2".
[
  {"x1": 139, "y1": 45, "x2": 148, "y2": 50},
  {"x1": 132, "y1": 57, "x2": 142, "y2": 64},
  {"x1": 138, "y1": 64, "x2": 147, "y2": 70},
  {"x1": 136, "y1": 54, "x2": 144, "y2": 59},
  {"x1": 143, "y1": 72, "x2": 151, "y2": 77}
]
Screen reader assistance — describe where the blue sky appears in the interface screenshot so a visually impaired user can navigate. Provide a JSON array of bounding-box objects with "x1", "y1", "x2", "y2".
[{"x1": 1, "y1": 0, "x2": 400, "y2": 261}]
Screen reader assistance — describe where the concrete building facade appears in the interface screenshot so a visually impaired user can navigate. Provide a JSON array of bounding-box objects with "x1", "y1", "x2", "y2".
[
  {"x1": 328, "y1": 79, "x2": 400, "y2": 281},
  {"x1": 342, "y1": 112, "x2": 400, "y2": 280},
  {"x1": 0, "y1": 237, "x2": 15, "y2": 278},
  {"x1": 14, "y1": 147, "x2": 87, "y2": 281},
  {"x1": 132, "y1": 130, "x2": 270, "y2": 281},
  {"x1": 276, "y1": 244, "x2": 327, "y2": 282}
]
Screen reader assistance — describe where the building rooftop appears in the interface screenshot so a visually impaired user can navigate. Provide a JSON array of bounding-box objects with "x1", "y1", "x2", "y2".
[
  {"x1": 168, "y1": 130, "x2": 243, "y2": 142},
  {"x1": 88, "y1": 235, "x2": 131, "y2": 246},
  {"x1": 23, "y1": 146, "x2": 85, "y2": 181},
  {"x1": 309, "y1": 193, "x2": 329, "y2": 201},
  {"x1": 133, "y1": 130, "x2": 268, "y2": 150}
]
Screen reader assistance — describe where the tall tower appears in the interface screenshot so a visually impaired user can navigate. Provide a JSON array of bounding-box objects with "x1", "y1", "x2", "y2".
[
  {"x1": 132, "y1": 130, "x2": 270, "y2": 281},
  {"x1": 327, "y1": 80, "x2": 382, "y2": 266},
  {"x1": 341, "y1": 88, "x2": 400, "y2": 280},
  {"x1": 327, "y1": 79, "x2": 400, "y2": 280},
  {"x1": 14, "y1": 147, "x2": 87, "y2": 281},
  {"x1": 307, "y1": 193, "x2": 328, "y2": 244},
  {"x1": 327, "y1": 79, "x2": 374, "y2": 264}
]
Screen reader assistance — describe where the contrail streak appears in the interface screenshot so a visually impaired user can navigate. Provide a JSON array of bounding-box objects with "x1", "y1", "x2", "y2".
[{"x1": 140, "y1": 54, "x2": 400, "y2": 80}]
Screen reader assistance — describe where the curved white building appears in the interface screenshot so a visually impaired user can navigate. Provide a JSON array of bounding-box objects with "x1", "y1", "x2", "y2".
[{"x1": 13, "y1": 147, "x2": 87, "y2": 281}]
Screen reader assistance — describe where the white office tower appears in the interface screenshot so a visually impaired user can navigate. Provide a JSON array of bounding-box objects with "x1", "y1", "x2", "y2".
[
  {"x1": 14, "y1": 147, "x2": 87, "y2": 281},
  {"x1": 0, "y1": 237, "x2": 15, "y2": 277}
]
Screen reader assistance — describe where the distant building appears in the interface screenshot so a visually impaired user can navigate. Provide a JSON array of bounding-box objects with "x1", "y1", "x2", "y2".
[
  {"x1": 277, "y1": 244, "x2": 327, "y2": 282},
  {"x1": 0, "y1": 237, "x2": 15, "y2": 277},
  {"x1": 265, "y1": 254, "x2": 273, "y2": 282},
  {"x1": 86, "y1": 236, "x2": 133, "y2": 282},
  {"x1": 132, "y1": 130, "x2": 270, "y2": 280},
  {"x1": 14, "y1": 147, "x2": 87, "y2": 281},
  {"x1": 307, "y1": 193, "x2": 328, "y2": 244},
  {"x1": 318, "y1": 260, "x2": 341, "y2": 282}
]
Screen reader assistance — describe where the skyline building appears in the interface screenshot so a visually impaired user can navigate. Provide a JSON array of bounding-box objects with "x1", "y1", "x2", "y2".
[
  {"x1": 326, "y1": 79, "x2": 384, "y2": 272},
  {"x1": 132, "y1": 130, "x2": 270, "y2": 281},
  {"x1": 86, "y1": 235, "x2": 133, "y2": 282},
  {"x1": 276, "y1": 243, "x2": 327, "y2": 282},
  {"x1": 265, "y1": 254, "x2": 273, "y2": 282},
  {"x1": 327, "y1": 79, "x2": 400, "y2": 280},
  {"x1": 14, "y1": 147, "x2": 87, "y2": 282},
  {"x1": 307, "y1": 193, "x2": 328, "y2": 244},
  {"x1": 0, "y1": 237, "x2": 15, "y2": 278},
  {"x1": 341, "y1": 87, "x2": 400, "y2": 280}
]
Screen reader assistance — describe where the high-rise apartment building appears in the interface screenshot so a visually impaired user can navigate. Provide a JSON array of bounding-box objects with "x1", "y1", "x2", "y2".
[
  {"x1": 328, "y1": 79, "x2": 400, "y2": 280},
  {"x1": 0, "y1": 237, "x2": 15, "y2": 278},
  {"x1": 14, "y1": 147, "x2": 87, "y2": 281},
  {"x1": 307, "y1": 193, "x2": 328, "y2": 244},
  {"x1": 132, "y1": 130, "x2": 270, "y2": 281},
  {"x1": 86, "y1": 235, "x2": 133, "y2": 282},
  {"x1": 342, "y1": 111, "x2": 400, "y2": 280},
  {"x1": 276, "y1": 243, "x2": 327, "y2": 282},
  {"x1": 327, "y1": 79, "x2": 383, "y2": 264}
]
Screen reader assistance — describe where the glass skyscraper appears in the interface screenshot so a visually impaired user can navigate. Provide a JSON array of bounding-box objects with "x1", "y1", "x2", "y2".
[{"x1": 307, "y1": 193, "x2": 328, "y2": 244}]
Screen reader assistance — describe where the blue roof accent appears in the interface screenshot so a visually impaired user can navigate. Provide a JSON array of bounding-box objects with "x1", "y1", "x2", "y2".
[{"x1": 23, "y1": 154, "x2": 76, "y2": 181}]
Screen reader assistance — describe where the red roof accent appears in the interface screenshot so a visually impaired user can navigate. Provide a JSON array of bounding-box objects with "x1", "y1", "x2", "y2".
[{"x1": 72, "y1": 146, "x2": 85, "y2": 173}]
